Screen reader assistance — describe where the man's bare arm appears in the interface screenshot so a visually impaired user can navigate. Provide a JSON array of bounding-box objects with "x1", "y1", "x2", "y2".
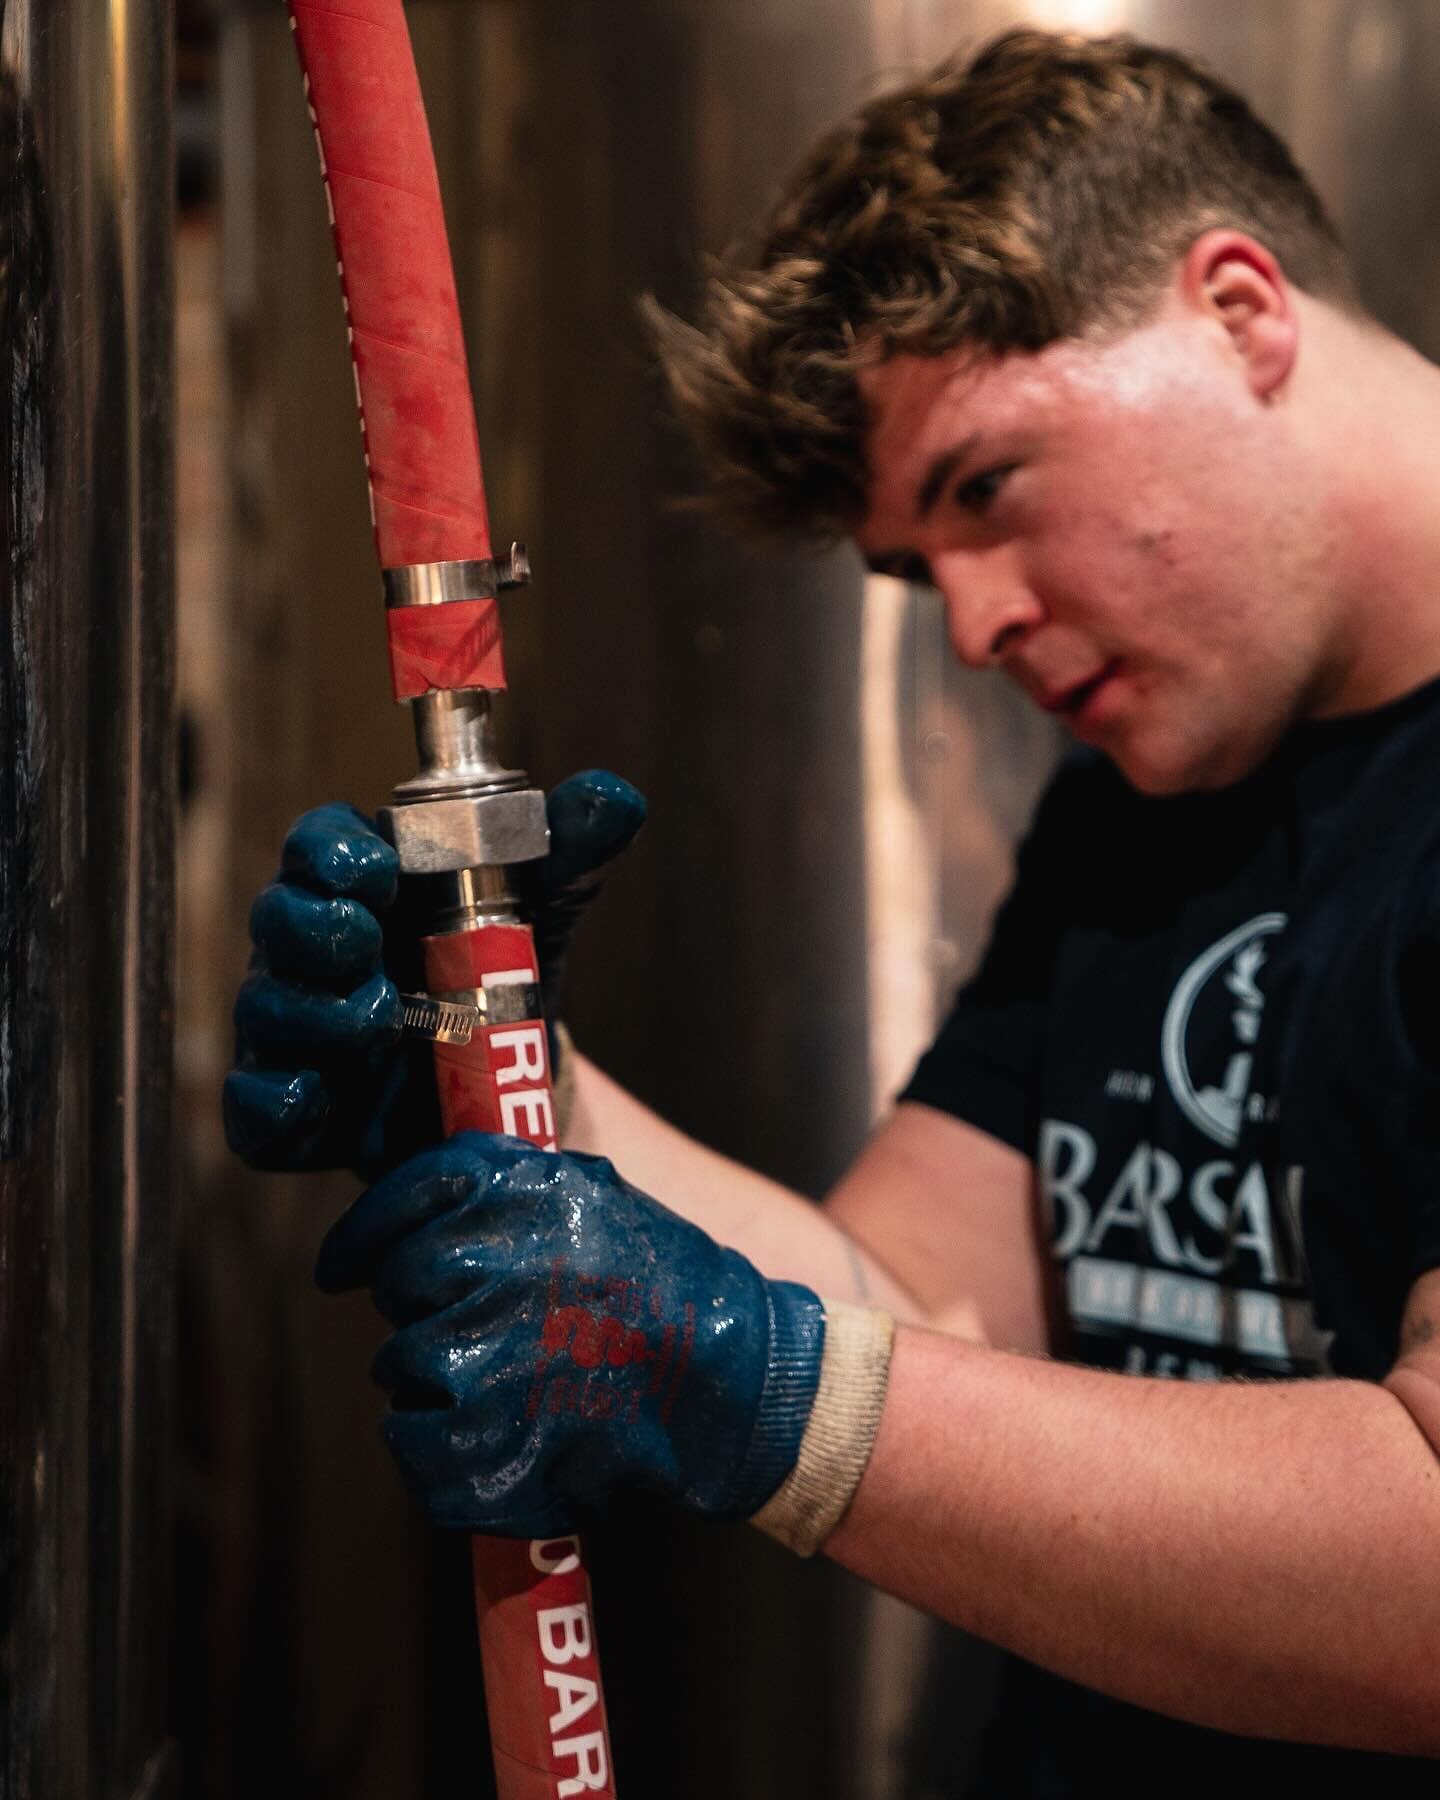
[
  {"x1": 826, "y1": 1101, "x2": 1053, "y2": 1353},
  {"x1": 823, "y1": 1268, "x2": 1440, "y2": 1755},
  {"x1": 566, "y1": 1056, "x2": 1048, "y2": 1347}
]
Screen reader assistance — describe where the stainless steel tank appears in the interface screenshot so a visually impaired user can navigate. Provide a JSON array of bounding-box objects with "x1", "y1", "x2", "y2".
[
  {"x1": 198, "y1": 2, "x2": 1440, "y2": 1794},
  {"x1": 0, "y1": 0, "x2": 176, "y2": 1795}
]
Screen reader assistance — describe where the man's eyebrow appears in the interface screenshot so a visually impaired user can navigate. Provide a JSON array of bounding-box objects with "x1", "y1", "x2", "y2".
[{"x1": 916, "y1": 434, "x2": 981, "y2": 519}]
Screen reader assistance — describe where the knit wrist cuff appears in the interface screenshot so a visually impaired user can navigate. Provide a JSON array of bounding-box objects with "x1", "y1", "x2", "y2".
[{"x1": 749, "y1": 1299, "x2": 895, "y2": 1557}]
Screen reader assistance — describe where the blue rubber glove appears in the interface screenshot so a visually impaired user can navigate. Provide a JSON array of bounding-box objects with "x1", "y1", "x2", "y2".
[
  {"x1": 223, "y1": 802, "x2": 423, "y2": 1177},
  {"x1": 222, "y1": 773, "x2": 646, "y2": 1179},
  {"x1": 315, "y1": 1133, "x2": 826, "y2": 1538},
  {"x1": 515, "y1": 774, "x2": 649, "y2": 1028}
]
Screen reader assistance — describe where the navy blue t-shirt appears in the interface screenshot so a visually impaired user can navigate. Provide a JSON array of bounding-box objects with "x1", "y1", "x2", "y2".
[{"x1": 901, "y1": 677, "x2": 1440, "y2": 1793}]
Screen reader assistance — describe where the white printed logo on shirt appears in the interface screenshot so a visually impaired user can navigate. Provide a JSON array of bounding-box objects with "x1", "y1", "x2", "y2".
[
  {"x1": 1040, "y1": 910, "x2": 1335, "y2": 1378},
  {"x1": 1160, "y1": 913, "x2": 1288, "y2": 1148}
]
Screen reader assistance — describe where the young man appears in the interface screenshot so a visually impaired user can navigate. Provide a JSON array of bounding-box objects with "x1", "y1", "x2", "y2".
[{"x1": 227, "y1": 29, "x2": 1440, "y2": 1789}]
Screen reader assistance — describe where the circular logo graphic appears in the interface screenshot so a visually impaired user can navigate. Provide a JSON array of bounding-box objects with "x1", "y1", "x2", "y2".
[{"x1": 1160, "y1": 913, "x2": 1287, "y2": 1148}]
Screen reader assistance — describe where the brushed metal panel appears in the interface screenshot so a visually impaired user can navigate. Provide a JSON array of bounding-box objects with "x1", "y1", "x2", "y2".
[{"x1": 0, "y1": 0, "x2": 177, "y2": 1794}]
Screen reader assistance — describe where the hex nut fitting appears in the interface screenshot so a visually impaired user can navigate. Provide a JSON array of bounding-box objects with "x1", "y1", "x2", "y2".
[{"x1": 379, "y1": 788, "x2": 549, "y2": 873}]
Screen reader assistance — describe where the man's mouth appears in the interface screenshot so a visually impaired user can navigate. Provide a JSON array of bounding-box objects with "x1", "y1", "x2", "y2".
[{"x1": 1037, "y1": 660, "x2": 1124, "y2": 724}]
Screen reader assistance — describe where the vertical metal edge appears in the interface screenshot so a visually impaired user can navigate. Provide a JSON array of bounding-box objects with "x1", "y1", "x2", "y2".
[{"x1": 0, "y1": 0, "x2": 177, "y2": 1793}]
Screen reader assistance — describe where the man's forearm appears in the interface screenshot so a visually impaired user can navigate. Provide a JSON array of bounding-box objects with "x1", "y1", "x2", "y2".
[
  {"x1": 565, "y1": 1053, "x2": 929, "y2": 1322},
  {"x1": 826, "y1": 1327, "x2": 1440, "y2": 1755}
]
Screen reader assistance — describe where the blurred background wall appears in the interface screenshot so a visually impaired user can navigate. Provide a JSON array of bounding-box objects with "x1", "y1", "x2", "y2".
[{"x1": 4, "y1": 0, "x2": 1429, "y2": 1795}]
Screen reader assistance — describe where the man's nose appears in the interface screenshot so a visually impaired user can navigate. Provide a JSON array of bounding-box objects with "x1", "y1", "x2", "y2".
[{"x1": 933, "y1": 546, "x2": 1043, "y2": 669}]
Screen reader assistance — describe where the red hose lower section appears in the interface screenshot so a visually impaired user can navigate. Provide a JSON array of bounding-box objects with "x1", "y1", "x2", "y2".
[
  {"x1": 286, "y1": 0, "x2": 506, "y2": 693},
  {"x1": 422, "y1": 920, "x2": 617, "y2": 1798},
  {"x1": 421, "y1": 921, "x2": 559, "y2": 1146},
  {"x1": 474, "y1": 1537, "x2": 616, "y2": 1800}
]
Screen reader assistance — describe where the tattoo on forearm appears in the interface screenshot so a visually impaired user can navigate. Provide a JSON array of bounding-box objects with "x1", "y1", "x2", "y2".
[
  {"x1": 1402, "y1": 1313, "x2": 1436, "y2": 1353},
  {"x1": 845, "y1": 1237, "x2": 872, "y2": 1304}
]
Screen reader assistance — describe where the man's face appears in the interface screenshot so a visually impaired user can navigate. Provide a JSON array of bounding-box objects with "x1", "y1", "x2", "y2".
[{"x1": 854, "y1": 303, "x2": 1340, "y2": 794}]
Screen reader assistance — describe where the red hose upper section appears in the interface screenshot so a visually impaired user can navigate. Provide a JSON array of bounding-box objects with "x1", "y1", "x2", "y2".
[{"x1": 286, "y1": 0, "x2": 506, "y2": 692}]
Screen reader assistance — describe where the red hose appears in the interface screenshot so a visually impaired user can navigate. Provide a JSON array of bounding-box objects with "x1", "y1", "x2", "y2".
[
  {"x1": 286, "y1": 0, "x2": 506, "y2": 693},
  {"x1": 284, "y1": 6, "x2": 620, "y2": 1794}
]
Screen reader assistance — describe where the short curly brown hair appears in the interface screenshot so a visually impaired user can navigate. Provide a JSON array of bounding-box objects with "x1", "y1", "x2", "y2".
[{"x1": 646, "y1": 28, "x2": 1359, "y2": 541}]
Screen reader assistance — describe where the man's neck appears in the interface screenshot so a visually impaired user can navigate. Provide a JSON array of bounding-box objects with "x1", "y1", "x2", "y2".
[{"x1": 1306, "y1": 315, "x2": 1440, "y2": 719}]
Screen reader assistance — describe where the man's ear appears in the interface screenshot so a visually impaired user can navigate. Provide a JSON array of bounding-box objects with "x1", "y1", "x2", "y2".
[{"x1": 1178, "y1": 228, "x2": 1298, "y2": 400}]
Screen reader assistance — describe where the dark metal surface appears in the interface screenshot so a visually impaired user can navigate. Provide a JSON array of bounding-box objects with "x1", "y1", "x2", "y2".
[
  {"x1": 0, "y1": 0, "x2": 176, "y2": 1795},
  {"x1": 204, "y1": 2, "x2": 1440, "y2": 1796}
]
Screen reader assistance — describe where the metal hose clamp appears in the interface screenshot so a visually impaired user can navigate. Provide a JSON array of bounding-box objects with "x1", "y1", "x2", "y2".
[{"x1": 382, "y1": 543, "x2": 531, "y2": 607}]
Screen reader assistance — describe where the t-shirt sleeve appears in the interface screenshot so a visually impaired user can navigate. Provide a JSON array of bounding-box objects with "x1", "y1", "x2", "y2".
[{"x1": 899, "y1": 759, "x2": 1087, "y2": 1157}]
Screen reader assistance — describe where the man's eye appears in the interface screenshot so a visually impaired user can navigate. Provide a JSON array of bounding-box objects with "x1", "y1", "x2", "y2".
[
  {"x1": 869, "y1": 552, "x2": 934, "y2": 588},
  {"x1": 954, "y1": 466, "x2": 1014, "y2": 512}
]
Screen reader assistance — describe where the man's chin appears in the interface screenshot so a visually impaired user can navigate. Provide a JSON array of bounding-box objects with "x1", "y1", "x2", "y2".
[
  {"x1": 1104, "y1": 730, "x2": 1268, "y2": 797},
  {"x1": 1111, "y1": 756, "x2": 1199, "y2": 797}
]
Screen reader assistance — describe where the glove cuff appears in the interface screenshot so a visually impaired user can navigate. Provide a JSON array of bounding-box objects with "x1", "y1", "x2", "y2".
[
  {"x1": 750, "y1": 1298, "x2": 895, "y2": 1557},
  {"x1": 725, "y1": 1279, "x2": 826, "y2": 1519}
]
